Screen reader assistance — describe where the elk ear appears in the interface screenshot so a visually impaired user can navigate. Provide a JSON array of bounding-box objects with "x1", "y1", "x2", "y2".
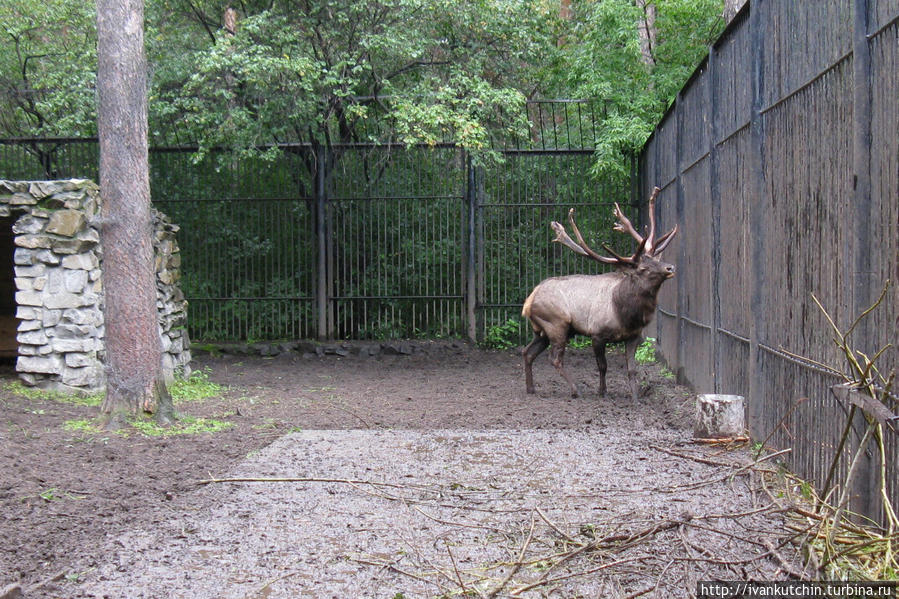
[{"x1": 652, "y1": 224, "x2": 678, "y2": 255}]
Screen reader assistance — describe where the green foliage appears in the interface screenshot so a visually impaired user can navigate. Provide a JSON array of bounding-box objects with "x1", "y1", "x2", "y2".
[
  {"x1": 0, "y1": 0, "x2": 97, "y2": 138},
  {"x1": 569, "y1": 336, "x2": 592, "y2": 349},
  {"x1": 482, "y1": 318, "x2": 521, "y2": 350},
  {"x1": 147, "y1": 0, "x2": 555, "y2": 161},
  {"x1": 554, "y1": 0, "x2": 725, "y2": 180},
  {"x1": 635, "y1": 337, "x2": 657, "y2": 364}
]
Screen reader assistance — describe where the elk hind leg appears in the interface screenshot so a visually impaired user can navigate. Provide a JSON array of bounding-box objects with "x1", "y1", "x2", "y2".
[
  {"x1": 592, "y1": 338, "x2": 607, "y2": 397},
  {"x1": 523, "y1": 333, "x2": 549, "y2": 394},
  {"x1": 549, "y1": 342, "x2": 578, "y2": 398}
]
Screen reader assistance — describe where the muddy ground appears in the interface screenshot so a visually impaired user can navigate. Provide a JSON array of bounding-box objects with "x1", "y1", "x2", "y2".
[{"x1": 0, "y1": 341, "x2": 804, "y2": 598}]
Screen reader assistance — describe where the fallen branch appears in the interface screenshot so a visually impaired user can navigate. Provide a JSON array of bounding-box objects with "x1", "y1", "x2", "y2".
[
  {"x1": 510, "y1": 555, "x2": 649, "y2": 596},
  {"x1": 650, "y1": 444, "x2": 740, "y2": 468},
  {"x1": 486, "y1": 514, "x2": 536, "y2": 598},
  {"x1": 691, "y1": 436, "x2": 750, "y2": 445},
  {"x1": 198, "y1": 475, "x2": 437, "y2": 493}
]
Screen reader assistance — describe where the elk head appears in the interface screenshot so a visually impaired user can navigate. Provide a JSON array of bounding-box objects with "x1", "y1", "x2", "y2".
[{"x1": 550, "y1": 186, "x2": 678, "y2": 279}]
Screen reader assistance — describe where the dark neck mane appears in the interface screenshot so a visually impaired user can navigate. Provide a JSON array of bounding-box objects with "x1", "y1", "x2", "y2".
[{"x1": 613, "y1": 270, "x2": 665, "y2": 332}]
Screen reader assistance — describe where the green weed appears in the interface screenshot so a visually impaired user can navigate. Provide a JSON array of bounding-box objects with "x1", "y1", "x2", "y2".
[
  {"x1": 635, "y1": 337, "x2": 657, "y2": 364},
  {"x1": 129, "y1": 414, "x2": 233, "y2": 436},
  {"x1": 170, "y1": 368, "x2": 225, "y2": 402},
  {"x1": 64, "y1": 414, "x2": 233, "y2": 437},
  {"x1": 481, "y1": 318, "x2": 521, "y2": 350}
]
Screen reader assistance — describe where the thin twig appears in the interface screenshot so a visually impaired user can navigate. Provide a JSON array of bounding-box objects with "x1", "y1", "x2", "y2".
[
  {"x1": 535, "y1": 505, "x2": 578, "y2": 544},
  {"x1": 510, "y1": 555, "x2": 648, "y2": 595},
  {"x1": 486, "y1": 513, "x2": 536, "y2": 598}
]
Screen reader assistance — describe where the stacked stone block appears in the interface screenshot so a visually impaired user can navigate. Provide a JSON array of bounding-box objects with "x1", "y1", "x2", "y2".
[{"x1": 0, "y1": 179, "x2": 191, "y2": 393}]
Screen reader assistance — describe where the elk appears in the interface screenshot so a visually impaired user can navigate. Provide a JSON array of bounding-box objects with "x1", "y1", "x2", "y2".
[{"x1": 521, "y1": 186, "x2": 678, "y2": 399}]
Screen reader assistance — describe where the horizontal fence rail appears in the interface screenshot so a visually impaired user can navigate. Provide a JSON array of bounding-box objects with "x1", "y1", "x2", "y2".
[{"x1": 638, "y1": 0, "x2": 898, "y2": 525}]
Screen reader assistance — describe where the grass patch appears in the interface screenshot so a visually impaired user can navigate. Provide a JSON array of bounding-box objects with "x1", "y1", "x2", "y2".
[
  {"x1": 3, "y1": 381, "x2": 103, "y2": 407},
  {"x1": 129, "y1": 414, "x2": 233, "y2": 436},
  {"x1": 64, "y1": 414, "x2": 234, "y2": 437},
  {"x1": 4, "y1": 369, "x2": 222, "y2": 408},
  {"x1": 170, "y1": 368, "x2": 225, "y2": 403}
]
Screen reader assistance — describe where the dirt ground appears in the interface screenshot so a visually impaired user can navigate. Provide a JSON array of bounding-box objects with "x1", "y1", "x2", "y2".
[{"x1": 0, "y1": 341, "x2": 803, "y2": 598}]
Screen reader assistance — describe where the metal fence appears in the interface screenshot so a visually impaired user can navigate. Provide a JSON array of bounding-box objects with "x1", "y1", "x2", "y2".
[
  {"x1": 0, "y1": 100, "x2": 633, "y2": 345},
  {"x1": 638, "y1": 0, "x2": 898, "y2": 524}
]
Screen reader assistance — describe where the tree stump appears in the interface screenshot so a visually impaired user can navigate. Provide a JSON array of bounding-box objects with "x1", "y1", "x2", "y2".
[{"x1": 694, "y1": 394, "x2": 745, "y2": 439}]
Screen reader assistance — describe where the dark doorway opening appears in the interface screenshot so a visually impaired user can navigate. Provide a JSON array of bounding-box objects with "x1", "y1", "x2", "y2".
[{"x1": 0, "y1": 216, "x2": 18, "y2": 359}]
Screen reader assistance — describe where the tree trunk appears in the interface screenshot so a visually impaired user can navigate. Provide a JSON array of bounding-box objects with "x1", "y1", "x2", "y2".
[
  {"x1": 636, "y1": 0, "x2": 657, "y2": 67},
  {"x1": 96, "y1": 0, "x2": 173, "y2": 428},
  {"x1": 723, "y1": 0, "x2": 746, "y2": 24}
]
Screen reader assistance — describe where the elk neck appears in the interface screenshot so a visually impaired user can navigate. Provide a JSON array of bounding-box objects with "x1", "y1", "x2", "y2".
[{"x1": 611, "y1": 268, "x2": 668, "y2": 332}]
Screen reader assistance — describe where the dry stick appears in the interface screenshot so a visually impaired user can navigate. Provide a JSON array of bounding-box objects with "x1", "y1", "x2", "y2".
[
  {"x1": 349, "y1": 556, "x2": 442, "y2": 590},
  {"x1": 535, "y1": 505, "x2": 578, "y2": 544},
  {"x1": 519, "y1": 517, "x2": 688, "y2": 594},
  {"x1": 691, "y1": 436, "x2": 750, "y2": 445},
  {"x1": 198, "y1": 475, "x2": 435, "y2": 492},
  {"x1": 668, "y1": 448, "x2": 792, "y2": 493},
  {"x1": 827, "y1": 420, "x2": 877, "y2": 549},
  {"x1": 486, "y1": 513, "x2": 536, "y2": 599},
  {"x1": 442, "y1": 540, "x2": 468, "y2": 594},
  {"x1": 649, "y1": 444, "x2": 739, "y2": 468},
  {"x1": 755, "y1": 397, "x2": 810, "y2": 460},
  {"x1": 509, "y1": 555, "x2": 648, "y2": 596},
  {"x1": 762, "y1": 538, "x2": 808, "y2": 579}
]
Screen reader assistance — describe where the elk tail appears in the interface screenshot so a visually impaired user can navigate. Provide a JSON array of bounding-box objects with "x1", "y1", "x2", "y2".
[{"x1": 521, "y1": 288, "x2": 536, "y2": 319}]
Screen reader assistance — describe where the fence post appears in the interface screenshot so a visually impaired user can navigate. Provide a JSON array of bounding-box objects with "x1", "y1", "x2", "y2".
[
  {"x1": 674, "y1": 91, "x2": 686, "y2": 383},
  {"x1": 748, "y1": 0, "x2": 769, "y2": 440},
  {"x1": 314, "y1": 144, "x2": 332, "y2": 340},
  {"x1": 465, "y1": 152, "x2": 477, "y2": 343},
  {"x1": 708, "y1": 43, "x2": 722, "y2": 394},
  {"x1": 851, "y1": 0, "x2": 878, "y2": 523}
]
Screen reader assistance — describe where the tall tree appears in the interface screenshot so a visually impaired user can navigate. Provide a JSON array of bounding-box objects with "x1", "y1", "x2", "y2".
[
  {"x1": 148, "y1": 0, "x2": 560, "y2": 161},
  {"x1": 554, "y1": 0, "x2": 724, "y2": 181},
  {"x1": 96, "y1": 0, "x2": 173, "y2": 427},
  {"x1": 0, "y1": 0, "x2": 96, "y2": 175}
]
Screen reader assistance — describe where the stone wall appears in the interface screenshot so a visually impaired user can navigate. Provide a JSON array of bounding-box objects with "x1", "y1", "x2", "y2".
[{"x1": 0, "y1": 179, "x2": 191, "y2": 393}]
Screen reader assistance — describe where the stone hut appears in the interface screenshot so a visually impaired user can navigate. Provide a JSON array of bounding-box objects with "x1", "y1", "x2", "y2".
[{"x1": 0, "y1": 179, "x2": 191, "y2": 393}]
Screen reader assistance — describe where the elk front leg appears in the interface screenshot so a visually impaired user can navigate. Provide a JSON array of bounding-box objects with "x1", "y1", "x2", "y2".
[
  {"x1": 591, "y1": 338, "x2": 607, "y2": 397},
  {"x1": 523, "y1": 334, "x2": 549, "y2": 394},
  {"x1": 623, "y1": 336, "x2": 642, "y2": 400},
  {"x1": 549, "y1": 342, "x2": 578, "y2": 398}
]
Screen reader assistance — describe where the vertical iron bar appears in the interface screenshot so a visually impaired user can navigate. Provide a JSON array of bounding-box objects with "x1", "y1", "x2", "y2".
[{"x1": 315, "y1": 144, "x2": 329, "y2": 340}]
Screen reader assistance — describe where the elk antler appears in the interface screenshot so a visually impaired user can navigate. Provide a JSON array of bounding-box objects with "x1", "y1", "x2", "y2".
[
  {"x1": 613, "y1": 186, "x2": 677, "y2": 257},
  {"x1": 551, "y1": 208, "x2": 639, "y2": 265},
  {"x1": 550, "y1": 185, "x2": 677, "y2": 265}
]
